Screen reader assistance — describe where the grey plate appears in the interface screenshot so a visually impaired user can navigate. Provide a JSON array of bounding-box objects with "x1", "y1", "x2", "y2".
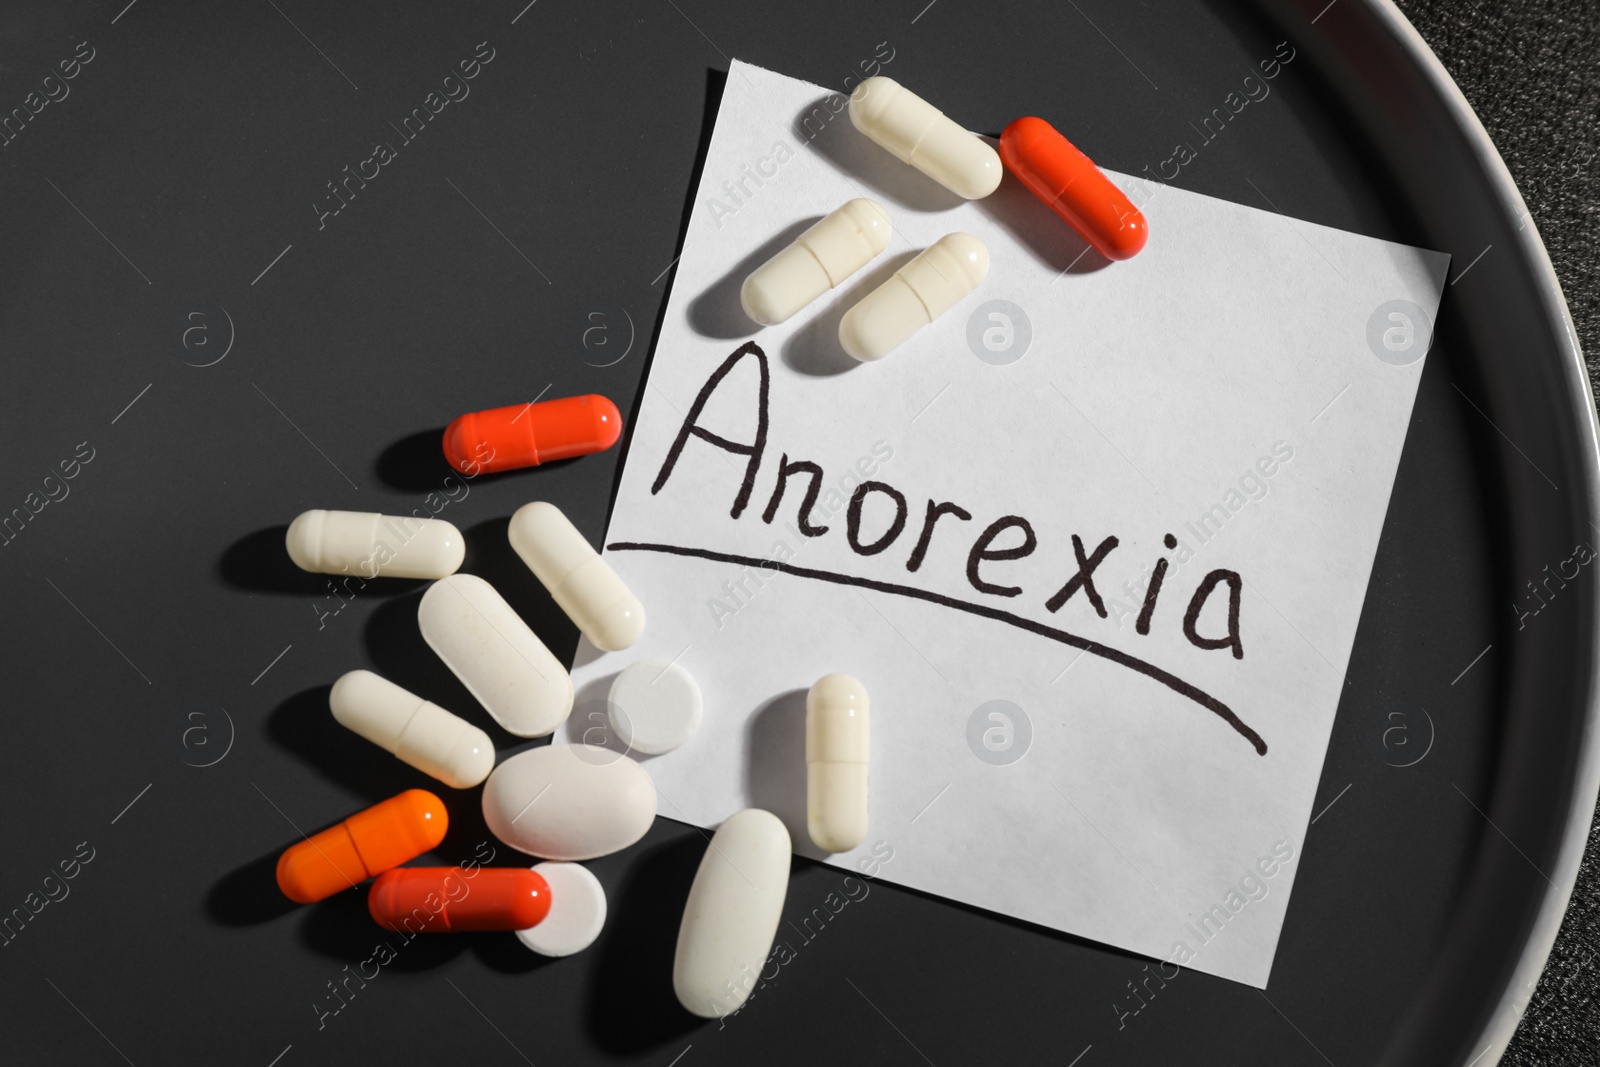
[{"x1": 0, "y1": 1, "x2": 1591, "y2": 1065}]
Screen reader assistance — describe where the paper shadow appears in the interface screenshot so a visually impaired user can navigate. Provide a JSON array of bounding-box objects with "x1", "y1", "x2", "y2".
[
  {"x1": 585, "y1": 830, "x2": 707, "y2": 1052},
  {"x1": 976, "y1": 171, "x2": 1112, "y2": 276},
  {"x1": 687, "y1": 216, "x2": 818, "y2": 340},
  {"x1": 795, "y1": 94, "x2": 964, "y2": 213},
  {"x1": 571, "y1": 671, "x2": 632, "y2": 757},
  {"x1": 781, "y1": 250, "x2": 916, "y2": 377}
]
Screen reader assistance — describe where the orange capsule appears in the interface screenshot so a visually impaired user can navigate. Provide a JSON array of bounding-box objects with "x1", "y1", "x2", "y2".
[
  {"x1": 275, "y1": 789, "x2": 448, "y2": 904},
  {"x1": 442, "y1": 394, "x2": 623, "y2": 476},
  {"x1": 999, "y1": 116, "x2": 1148, "y2": 261},
  {"x1": 367, "y1": 867, "x2": 551, "y2": 932}
]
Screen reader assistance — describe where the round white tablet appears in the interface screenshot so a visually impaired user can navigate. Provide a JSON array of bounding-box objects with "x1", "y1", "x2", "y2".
[
  {"x1": 516, "y1": 862, "x2": 607, "y2": 957},
  {"x1": 607, "y1": 658, "x2": 703, "y2": 755}
]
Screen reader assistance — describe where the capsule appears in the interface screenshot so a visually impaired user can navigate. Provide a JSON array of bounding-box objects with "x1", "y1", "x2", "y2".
[
  {"x1": 848, "y1": 77, "x2": 1002, "y2": 200},
  {"x1": 285, "y1": 510, "x2": 464, "y2": 579},
  {"x1": 1000, "y1": 116, "x2": 1147, "y2": 261},
  {"x1": 839, "y1": 233, "x2": 989, "y2": 361},
  {"x1": 367, "y1": 867, "x2": 550, "y2": 932},
  {"x1": 442, "y1": 394, "x2": 623, "y2": 476},
  {"x1": 418, "y1": 574, "x2": 574, "y2": 737},
  {"x1": 275, "y1": 789, "x2": 447, "y2": 904},
  {"x1": 330, "y1": 670, "x2": 495, "y2": 789},
  {"x1": 508, "y1": 501, "x2": 644, "y2": 651},
  {"x1": 806, "y1": 674, "x2": 869, "y2": 853},
  {"x1": 740, "y1": 199, "x2": 892, "y2": 326},
  {"x1": 674, "y1": 810, "x2": 791, "y2": 1018}
]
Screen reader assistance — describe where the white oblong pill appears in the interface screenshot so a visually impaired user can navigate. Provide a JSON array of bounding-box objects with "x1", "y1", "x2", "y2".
[
  {"x1": 329, "y1": 669, "x2": 495, "y2": 789},
  {"x1": 839, "y1": 232, "x2": 989, "y2": 362},
  {"x1": 515, "y1": 861, "x2": 607, "y2": 957},
  {"x1": 285, "y1": 510, "x2": 465, "y2": 579},
  {"x1": 673, "y1": 809, "x2": 791, "y2": 1019},
  {"x1": 508, "y1": 501, "x2": 645, "y2": 652},
  {"x1": 806, "y1": 674, "x2": 869, "y2": 853},
  {"x1": 848, "y1": 77, "x2": 1002, "y2": 200},
  {"x1": 418, "y1": 574, "x2": 574, "y2": 737},
  {"x1": 607, "y1": 658, "x2": 703, "y2": 756},
  {"x1": 482, "y1": 743, "x2": 656, "y2": 860},
  {"x1": 740, "y1": 199, "x2": 892, "y2": 326}
]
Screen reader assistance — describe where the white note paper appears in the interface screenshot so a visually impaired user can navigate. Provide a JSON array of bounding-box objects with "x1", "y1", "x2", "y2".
[{"x1": 565, "y1": 59, "x2": 1449, "y2": 988}]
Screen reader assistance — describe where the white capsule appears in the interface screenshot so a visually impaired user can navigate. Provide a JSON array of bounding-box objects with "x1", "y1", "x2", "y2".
[
  {"x1": 740, "y1": 199, "x2": 892, "y2": 326},
  {"x1": 673, "y1": 809, "x2": 791, "y2": 1018},
  {"x1": 848, "y1": 76, "x2": 1002, "y2": 200},
  {"x1": 516, "y1": 861, "x2": 607, "y2": 957},
  {"x1": 839, "y1": 232, "x2": 989, "y2": 361},
  {"x1": 607, "y1": 657, "x2": 703, "y2": 755},
  {"x1": 806, "y1": 674, "x2": 869, "y2": 853},
  {"x1": 285, "y1": 509, "x2": 464, "y2": 579},
  {"x1": 508, "y1": 502, "x2": 644, "y2": 652},
  {"x1": 329, "y1": 669, "x2": 494, "y2": 789},
  {"x1": 417, "y1": 574, "x2": 573, "y2": 737}
]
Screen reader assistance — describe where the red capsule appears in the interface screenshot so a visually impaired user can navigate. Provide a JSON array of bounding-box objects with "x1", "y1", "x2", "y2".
[
  {"x1": 442, "y1": 394, "x2": 623, "y2": 476},
  {"x1": 999, "y1": 116, "x2": 1147, "y2": 261},
  {"x1": 367, "y1": 867, "x2": 552, "y2": 932}
]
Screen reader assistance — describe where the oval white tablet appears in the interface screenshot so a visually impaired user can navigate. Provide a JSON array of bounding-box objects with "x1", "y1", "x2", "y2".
[
  {"x1": 607, "y1": 658, "x2": 703, "y2": 755},
  {"x1": 515, "y1": 862, "x2": 607, "y2": 957},
  {"x1": 673, "y1": 809, "x2": 791, "y2": 1019},
  {"x1": 482, "y1": 743, "x2": 656, "y2": 860},
  {"x1": 418, "y1": 574, "x2": 573, "y2": 738}
]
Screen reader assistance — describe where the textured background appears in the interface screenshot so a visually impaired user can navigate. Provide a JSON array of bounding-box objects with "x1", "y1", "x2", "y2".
[
  {"x1": 1402, "y1": 3, "x2": 1600, "y2": 1062},
  {"x1": 0, "y1": 1, "x2": 1594, "y2": 1064}
]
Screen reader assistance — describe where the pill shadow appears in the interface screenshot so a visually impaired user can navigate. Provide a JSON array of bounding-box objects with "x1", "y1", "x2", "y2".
[
  {"x1": 362, "y1": 591, "x2": 488, "y2": 736},
  {"x1": 461, "y1": 516, "x2": 582, "y2": 667},
  {"x1": 585, "y1": 829, "x2": 707, "y2": 1051},
  {"x1": 571, "y1": 671, "x2": 631, "y2": 757},
  {"x1": 781, "y1": 250, "x2": 917, "y2": 377},
  {"x1": 686, "y1": 216, "x2": 817, "y2": 340},
  {"x1": 297, "y1": 883, "x2": 465, "y2": 971},
  {"x1": 744, "y1": 688, "x2": 818, "y2": 857},
  {"x1": 267, "y1": 685, "x2": 428, "y2": 803},
  {"x1": 205, "y1": 848, "x2": 299, "y2": 926},
  {"x1": 218, "y1": 525, "x2": 325, "y2": 596},
  {"x1": 795, "y1": 94, "x2": 965, "y2": 214},
  {"x1": 975, "y1": 171, "x2": 1112, "y2": 276},
  {"x1": 375, "y1": 428, "x2": 456, "y2": 492}
]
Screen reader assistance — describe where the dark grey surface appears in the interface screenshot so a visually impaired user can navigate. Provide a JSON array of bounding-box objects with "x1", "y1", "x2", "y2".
[
  {"x1": 0, "y1": 1, "x2": 1592, "y2": 1065},
  {"x1": 1400, "y1": 3, "x2": 1600, "y2": 1064}
]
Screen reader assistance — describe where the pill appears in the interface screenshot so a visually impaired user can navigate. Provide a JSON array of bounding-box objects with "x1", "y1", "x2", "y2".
[
  {"x1": 285, "y1": 509, "x2": 464, "y2": 580},
  {"x1": 329, "y1": 670, "x2": 495, "y2": 789},
  {"x1": 607, "y1": 657, "x2": 702, "y2": 755},
  {"x1": 673, "y1": 809, "x2": 791, "y2": 1018},
  {"x1": 848, "y1": 77, "x2": 1002, "y2": 200},
  {"x1": 999, "y1": 116, "x2": 1148, "y2": 261},
  {"x1": 482, "y1": 743, "x2": 656, "y2": 860},
  {"x1": 739, "y1": 199, "x2": 893, "y2": 326},
  {"x1": 418, "y1": 574, "x2": 573, "y2": 738},
  {"x1": 839, "y1": 232, "x2": 989, "y2": 361},
  {"x1": 367, "y1": 866, "x2": 550, "y2": 932},
  {"x1": 806, "y1": 674, "x2": 870, "y2": 853},
  {"x1": 516, "y1": 862, "x2": 607, "y2": 957},
  {"x1": 275, "y1": 789, "x2": 447, "y2": 904},
  {"x1": 442, "y1": 394, "x2": 623, "y2": 476},
  {"x1": 508, "y1": 501, "x2": 644, "y2": 652}
]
